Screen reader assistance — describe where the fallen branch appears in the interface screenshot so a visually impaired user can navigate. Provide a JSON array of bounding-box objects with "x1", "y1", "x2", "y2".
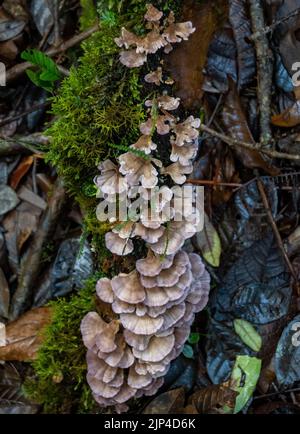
[
  {"x1": 6, "y1": 23, "x2": 99, "y2": 82},
  {"x1": 249, "y1": 0, "x2": 273, "y2": 149},
  {"x1": 0, "y1": 135, "x2": 47, "y2": 156},
  {"x1": 9, "y1": 178, "x2": 67, "y2": 320},
  {"x1": 199, "y1": 123, "x2": 300, "y2": 161}
]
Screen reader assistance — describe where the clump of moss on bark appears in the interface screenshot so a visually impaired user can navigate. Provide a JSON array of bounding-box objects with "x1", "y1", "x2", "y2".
[
  {"x1": 23, "y1": 276, "x2": 100, "y2": 414},
  {"x1": 32, "y1": 0, "x2": 182, "y2": 414}
]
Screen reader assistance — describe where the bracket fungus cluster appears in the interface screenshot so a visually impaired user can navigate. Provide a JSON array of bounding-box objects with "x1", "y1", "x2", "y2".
[
  {"x1": 81, "y1": 4, "x2": 211, "y2": 411},
  {"x1": 81, "y1": 250, "x2": 210, "y2": 412}
]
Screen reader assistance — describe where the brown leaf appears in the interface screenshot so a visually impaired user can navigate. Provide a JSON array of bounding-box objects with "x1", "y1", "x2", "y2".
[
  {"x1": 10, "y1": 156, "x2": 34, "y2": 190},
  {"x1": 164, "y1": 0, "x2": 226, "y2": 109},
  {"x1": 272, "y1": 100, "x2": 300, "y2": 127},
  {"x1": 143, "y1": 387, "x2": 185, "y2": 414},
  {"x1": 0, "y1": 307, "x2": 53, "y2": 361},
  {"x1": 229, "y1": 0, "x2": 256, "y2": 90},
  {"x1": 186, "y1": 382, "x2": 237, "y2": 414},
  {"x1": 222, "y1": 79, "x2": 279, "y2": 175}
]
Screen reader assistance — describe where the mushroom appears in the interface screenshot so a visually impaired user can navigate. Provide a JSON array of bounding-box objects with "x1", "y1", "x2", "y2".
[
  {"x1": 132, "y1": 334, "x2": 175, "y2": 363},
  {"x1": 163, "y1": 12, "x2": 196, "y2": 43},
  {"x1": 170, "y1": 141, "x2": 198, "y2": 166},
  {"x1": 144, "y1": 67, "x2": 163, "y2": 86},
  {"x1": 105, "y1": 231, "x2": 134, "y2": 256},
  {"x1": 171, "y1": 116, "x2": 200, "y2": 147},
  {"x1": 94, "y1": 159, "x2": 127, "y2": 195},
  {"x1": 136, "y1": 250, "x2": 174, "y2": 277},
  {"x1": 144, "y1": 4, "x2": 163, "y2": 23},
  {"x1": 119, "y1": 50, "x2": 147, "y2": 68},
  {"x1": 112, "y1": 271, "x2": 146, "y2": 304},
  {"x1": 120, "y1": 312, "x2": 164, "y2": 335},
  {"x1": 161, "y1": 162, "x2": 193, "y2": 184},
  {"x1": 96, "y1": 278, "x2": 114, "y2": 304},
  {"x1": 131, "y1": 135, "x2": 157, "y2": 154},
  {"x1": 145, "y1": 95, "x2": 180, "y2": 111},
  {"x1": 119, "y1": 152, "x2": 162, "y2": 189}
]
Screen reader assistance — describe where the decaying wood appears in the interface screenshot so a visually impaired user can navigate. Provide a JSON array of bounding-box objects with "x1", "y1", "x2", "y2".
[{"x1": 249, "y1": 0, "x2": 273, "y2": 149}]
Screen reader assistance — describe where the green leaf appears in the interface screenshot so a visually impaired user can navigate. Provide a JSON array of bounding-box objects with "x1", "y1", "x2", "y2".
[
  {"x1": 234, "y1": 319, "x2": 262, "y2": 352},
  {"x1": 21, "y1": 49, "x2": 61, "y2": 91},
  {"x1": 195, "y1": 212, "x2": 221, "y2": 267},
  {"x1": 231, "y1": 355, "x2": 262, "y2": 413},
  {"x1": 182, "y1": 344, "x2": 194, "y2": 359},
  {"x1": 188, "y1": 332, "x2": 200, "y2": 345}
]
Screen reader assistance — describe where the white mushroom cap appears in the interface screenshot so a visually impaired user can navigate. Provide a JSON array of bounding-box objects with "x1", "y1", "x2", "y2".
[
  {"x1": 87, "y1": 374, "x2": 119, "y2": 398},
  {"x1": 128, "y1": 366, "x2": 152, "y2": 388},
  {"x1": 144, "y1": 286, "x2": 170, "y2": 307},
  {"x1": 112, "y1": 271, "x2": 146, "y2": 304},
  {"x1": 96, "y1": 278, "x2": 114, "y2": 303},
  {"x1": 81, "y1": 312, "x2": 107, "y2": 350},
  {"x1": 105, "y1": 232, "x2": 134, "y2": 256},
  {"x1": 136, "y1": 250, "x2": 174, "y2": 277},
  {"x1": 161, "y1": 303, "x2": 186, "y2": 330},
  {"x1": 144, "y1": 4, "x2": 163, "y2": 22},
  {"x1": 120, "y1": 313, "x2": 164, "y2": 335},
  {"x1": 161, "y1": 162, "x2": 193, "y2": 184},
  {"x1": 170, "y1": 142, "x2": 198, "y2": 166},
  {"x1": 95, "y1": 159, "x2": 128, "y2": 195},
  {"x1": 144, "y1": 67, "x2": 163, "y2": 86},
  {"x1": 170, "y1": 116, "x2": 200, "y2": 147},
  {"x1": 131, "y1": 135, "x2": 157, "y2": 154},
  {"x1": 86, "y1": 350, "x2": 118, "y2": 383},
  {"x1": 124, "y1": 329, "x2": 150, "y2": 351},
  {"x1": 112, "y1": 299, "x2": 135, "y2": 314},
  {"x1": 119, "y1": 50, "x2": 147, "y2": 68},
  {"x1": 132, "y1": 334, "x2": 175, "y2": 363}
]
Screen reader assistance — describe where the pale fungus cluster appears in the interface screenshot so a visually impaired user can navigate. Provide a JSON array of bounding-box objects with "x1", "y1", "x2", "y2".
[{"x1": 81, "y1": 4, "x2": 211, "y2": 411}]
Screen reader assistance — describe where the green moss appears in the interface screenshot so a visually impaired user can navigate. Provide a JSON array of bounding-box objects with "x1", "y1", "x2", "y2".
[
  {"x1": 23, "y1": 276, "x2": 101, "y2": 414},
  {"x1": 35, "y1": 0, "x2": 183, "y2": 413},
  {"x1": 46, "y1": 0, "x2": 182, "y2": 253}
]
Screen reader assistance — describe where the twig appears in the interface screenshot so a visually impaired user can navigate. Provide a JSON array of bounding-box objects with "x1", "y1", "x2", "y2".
[
  {"x1": 0, "y1": 103, "x2": 50, "y2": 129},
  {"x1": 187, "y1": 179, "x2": 243, "y2": 188},
  {"x1": 250, "y1": 7, "x2": 300, "y2": 41},
  {"x1": 249, "y1": 0, "x2": 273, "y2": 149},
  {"x1": 254, "y1": 386, "x2": 300, "y2": 401},
  {"x1": 0, "y1": 135, "x2": 47, "y2": 156},
  {"x1": 256, "y1": 175, "x2": 298, "y2": 288},
  {"x1": 9, "y1": 178, "x2": 67, "y2": 320},
  {"x1": 6, "y1": 23, "x2": 99, "y2": 82},
  {"x1": 199, "y1": 123, "x2": 300, "y2": 161}
]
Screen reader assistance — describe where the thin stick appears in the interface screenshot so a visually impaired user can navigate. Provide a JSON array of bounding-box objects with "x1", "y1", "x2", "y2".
[
  {"x1": 249, "y1": 0, "x2": 273, "y2": 149},
  {"x1": 0, "y1": 102, "x2": 50, "y2": 128},
  {"x1": 187, "y1": 179, "x2": 243, "y2": 188},
  {"x1": 6, "y1": 23, "x2": 99, "y2": 82},
  {"x1": 250, "y1": 7, "x2": 300, "y2": 41},
  {"x1": 256, "y1": 176, "x2": 298, "y2": 287},
  {"x1": 199, "y1": 123, "x2": 300, "y2": 161}
]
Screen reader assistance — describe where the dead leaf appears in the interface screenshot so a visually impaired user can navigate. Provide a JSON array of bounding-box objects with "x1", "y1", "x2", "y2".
[
  {"x1": 10, "y1": 156, "x2": 34, "y2": 190},
  {"x1": 272, "y1": 99, "x2": 300, "y2": 127},
  {"x1": 186, "y1": 382, "x2": 237, "y2": 414},
  {"x1": 0, "y1": 307, "x2": 53, "y2": 361},
  {"x1": 165, "y1": 0, "x2": 226, "y2": 109},
  {"x1": 222, "y1": 79, "x2": 279, "y2": 175},
  {"x1": 229, "y1": 0, "x2": 256, "y2": 90},
  {"x1": 17, "y1": 186, "x2": 47, "y2": 211},
  {"x1": 194, "y1": 212, "x2": 221, "y2": 267},
  {"x1": 143, "y1": 387, "x2": 185, "y2": 414},
  {"x1": 3, "y1": 203, "x2": 41, "y2": 274}
]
